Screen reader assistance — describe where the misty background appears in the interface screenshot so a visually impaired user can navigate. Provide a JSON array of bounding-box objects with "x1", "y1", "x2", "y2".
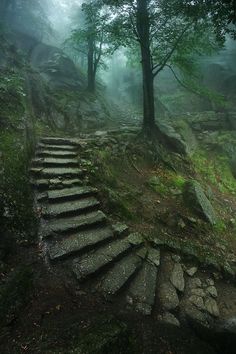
[{"x1": 4, "y1": 0, "x2": 235, "y2": 120}]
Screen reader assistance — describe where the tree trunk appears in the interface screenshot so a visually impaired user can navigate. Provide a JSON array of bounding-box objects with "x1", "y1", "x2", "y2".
[
  {"x1": 87, "y1": 37, "x2": 96, "y2": 93},
  {"x1": 136, "y1": 0, "x2": 156, "y2": 133}
]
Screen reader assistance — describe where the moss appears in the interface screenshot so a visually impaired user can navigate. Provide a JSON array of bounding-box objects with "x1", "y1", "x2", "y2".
[
  {"x1": 192, "y1": 149, "x2": 236, "y2": 195},
  {"x1": 213, "y1": 220, "x2": 227, "y2": 233},
  {"x1": 147, "y1": 172, "x2": 186, "y2": 196},
  {"x1": 0, "y1": 131, "x2": 38, "y2": 239}
]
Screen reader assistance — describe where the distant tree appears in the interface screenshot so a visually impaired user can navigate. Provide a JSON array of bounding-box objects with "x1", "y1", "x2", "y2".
[
  {"x1": 104, "y1": 0, "x2": 235, "y2": 137},
  {"x1": 66, "y1": 0, "x2": 113, "y2": 93}
]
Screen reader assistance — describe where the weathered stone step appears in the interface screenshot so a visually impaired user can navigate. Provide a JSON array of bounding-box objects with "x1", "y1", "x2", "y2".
[
  {"x1": 100, "y1": 254, "x2": 142, "y2": 296},
  {"x1": 47, "y1": 186, "x2": 98, "y2": 203},
  {"x1": 72, "y1": 238, "x2": 133, "y2": 281},
  {"x1": 41, "y1": 137, "x2": 79, "y2": 146},
  {"x1": 43, "y1": 210, "x2": 106, "y2": 238},
  {"x1": 38, "y1": 143, "x2": 78, "y2": 151},
  {"x1": 127, "y1": 260, "x2": 158, "y2": 315},
  {"x1": 43, "y1": 197, "x2": 100, "y2": 219},
  {"x1": 31, "y1": 178, "x2": 83, "y2": 190},
  {"x1": 30, "y1": 167, "x2": 83, "y2": 178},
  {"x1": 36, "y1": 150, "x2": 78, "y2": 158},
  {"x1": 48, "y1": 226, "x2": 114, "y2": 261},
  {"x1": 32, "y1": 157, "x2": 78, "y2": 168}
]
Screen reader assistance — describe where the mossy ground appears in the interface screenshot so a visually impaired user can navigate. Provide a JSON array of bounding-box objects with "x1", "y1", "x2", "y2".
[{"x1": 80, "y1": 132, "x2": 236, "y2": 277}]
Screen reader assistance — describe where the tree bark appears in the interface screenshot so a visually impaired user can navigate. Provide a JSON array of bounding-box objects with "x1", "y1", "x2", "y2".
[
  {"x1": 87, "y1": 37, "x2": 96, "y2": 92},
  {"x1": 136, "y1": 0, "x2": 156, "y2": 133}
]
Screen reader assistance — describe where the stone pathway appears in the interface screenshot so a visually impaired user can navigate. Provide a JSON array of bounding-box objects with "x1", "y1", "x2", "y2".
[{"x1": 31, "y1": 136, "x2": 223, "y2": 324}]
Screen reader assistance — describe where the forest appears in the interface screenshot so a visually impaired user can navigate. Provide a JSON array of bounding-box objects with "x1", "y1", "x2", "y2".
[{"x1": 0, "y1": 1, "x2": 236, "y2": 353}]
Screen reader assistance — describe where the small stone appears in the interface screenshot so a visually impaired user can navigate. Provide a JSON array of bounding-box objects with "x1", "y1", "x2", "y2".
[
  {"x1": 205, "y1": 298, "x2": 219, "y2": 317},
  {"x1": 172, "y1": 255, "x2": 181, "y2": 263},
  {"x1": 206, "y1": 286, "x2": 218, "y2": 298},
  {"x1": 206, "y1": 278, "x2": 214, "y2": 286},
  {"x1": 159, "y1": 312, "x2": 180, "y2": 327},
  {"x1": 126, "y1": 295, "x2": 133, "y2": 305},
  {"x1": 189, "y1": 295, "x2": 205, "y2": 311},
  {"x1": 159, "y1": 282, "x2": 179, "y2": 311},
  {"x1": 186, "y1": 267, "x2": 198, "y2": 277},
  {"x1": 170, "y1": 263, "x2": 185, "y2": 292},
  {"x1": 178, "y1": 218, "x2": 186, "y2": 229}
]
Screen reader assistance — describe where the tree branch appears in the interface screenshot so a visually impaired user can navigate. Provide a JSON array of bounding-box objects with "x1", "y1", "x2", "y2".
[
  {"x1": 152, "y1": 22, "x2": 193, "y2": 77},
  {"x1": 165, "y1": 64, "x2": 202, "y2": 96}
]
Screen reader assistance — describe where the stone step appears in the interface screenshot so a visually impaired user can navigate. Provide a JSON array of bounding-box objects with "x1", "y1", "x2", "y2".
[
  {"x1": 32, "y1": 157, "x2": 78, "y2": 168},
  {"x1": 43, "y1": 210, "x2": 106, "y2": 238},
  {"x1": 36, "y1": 150, "x2": 78, "y2": 158},
  {"x1": 42, "y1": 197, "x2": 100, "y2": 219},
  {"x1": 47, "y1": 186, "x2": 98, "y2": 203},
  {"x1": 72, "y1": 238, "x2": 133, "y2": 281},
  {"x1": 38, "y1": 143, "x2": 78, "y2": 151},
  {"x1": 30, "y1": 167, "x2": 84, "y2": 178},
  {"x1": 48, "y1": 226, "x2": 114, "y2": 261},
  {"x1": 100, "y1": 254, "x2": 142, "y2": 296},
  {"x1": 41, "y1": 137, "x2": 79, "y2": 146},
  {"x1": 31, "y1": 178, "x2": 83, "y2": 191},
  {"x1": 127, "y1": 260, "x2": 158, "y2": 315}
]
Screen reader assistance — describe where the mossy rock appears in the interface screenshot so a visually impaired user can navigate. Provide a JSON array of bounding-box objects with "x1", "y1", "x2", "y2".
[{"x1": 183, "y1": 180, "x2": 217, "y2": 225}]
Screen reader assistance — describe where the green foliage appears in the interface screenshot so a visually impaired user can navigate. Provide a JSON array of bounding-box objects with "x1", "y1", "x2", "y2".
[
  {"x1": 148, "y1": 172, "x2": 186, "y2": 196},
  {"x1": 0, "y1": 69, "x2": 26, "y2": 127},
  {"x1": 0, "y1": 131, "x2": 37, "y2": 238},
  {"x1": 213, "y1": 220, "x2": 227, "y2": 233},
  {"x1": 193, "y1": 149, "x2": 236, "y2": 195}
]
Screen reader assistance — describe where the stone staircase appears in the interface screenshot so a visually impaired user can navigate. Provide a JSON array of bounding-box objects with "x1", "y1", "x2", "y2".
[
  {"x1": 31, "y1": 136, "x2": 160, "y2": 315},
  {"x1": 31, "y1": 136, "x2": 221, "y2": 322}
]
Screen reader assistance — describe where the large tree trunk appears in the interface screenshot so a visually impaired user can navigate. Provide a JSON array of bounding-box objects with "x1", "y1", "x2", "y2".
[
  {"x1": 87, "y1": 37, "x2": 96, "y2": 93},
  {"x1": 136, "y1": 0, "x2": 155, "y2": 133}
]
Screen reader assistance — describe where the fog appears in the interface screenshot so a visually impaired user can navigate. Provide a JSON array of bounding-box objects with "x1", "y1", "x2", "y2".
[{"x1": 2, "y1": 0, "x2": 236, "y2": 115}]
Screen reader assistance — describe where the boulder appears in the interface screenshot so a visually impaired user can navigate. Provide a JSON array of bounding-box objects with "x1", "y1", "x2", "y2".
[
  {"x1": 183, "y1": 180, "x2": 217, "y2": 225},
  {"x1": 156, "y1": 120, "x2": 189, "y2": 155}
]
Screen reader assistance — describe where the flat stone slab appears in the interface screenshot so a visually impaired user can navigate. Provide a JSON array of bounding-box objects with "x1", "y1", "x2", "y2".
[
  {"x1": 38, "y1": 143, "x2": 78, "y2": 151},
  {"x1": 43, "y1": 210, "x2": 106, "y2": 237},
  {"x1": 32, "y1": 157, "x2": 78, "y2": 167},
  {"x1": 41, "y1": 137, "x2": 79, "y2": 146},
  {"x1": 47, "y1": 186, "x2": 98, "y2": 202},
  {"x1": 48, "y1": 226, "x2": 114, "y2": 260},
  {"x1": 73, "y1": 238, "x2": 132, "y2": 281},
  {"x1": 128, "y1": 260, "x2": 158, "y2": 315},
  {"x1": 37, "y1": 149, "x2": 78, "y2": 158},
  {"x1": 43, "y1": 197, "x2": 100, "y2": 218},
  {"x1": 32, "y1": 178, "x2": 83, "y2": 190},
  {"x1": 100, "y1": 254, "x2": 142, "y2": 296},
  {"x1": 31, "y1": 167, "x2": 83, "y2": 178}
]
